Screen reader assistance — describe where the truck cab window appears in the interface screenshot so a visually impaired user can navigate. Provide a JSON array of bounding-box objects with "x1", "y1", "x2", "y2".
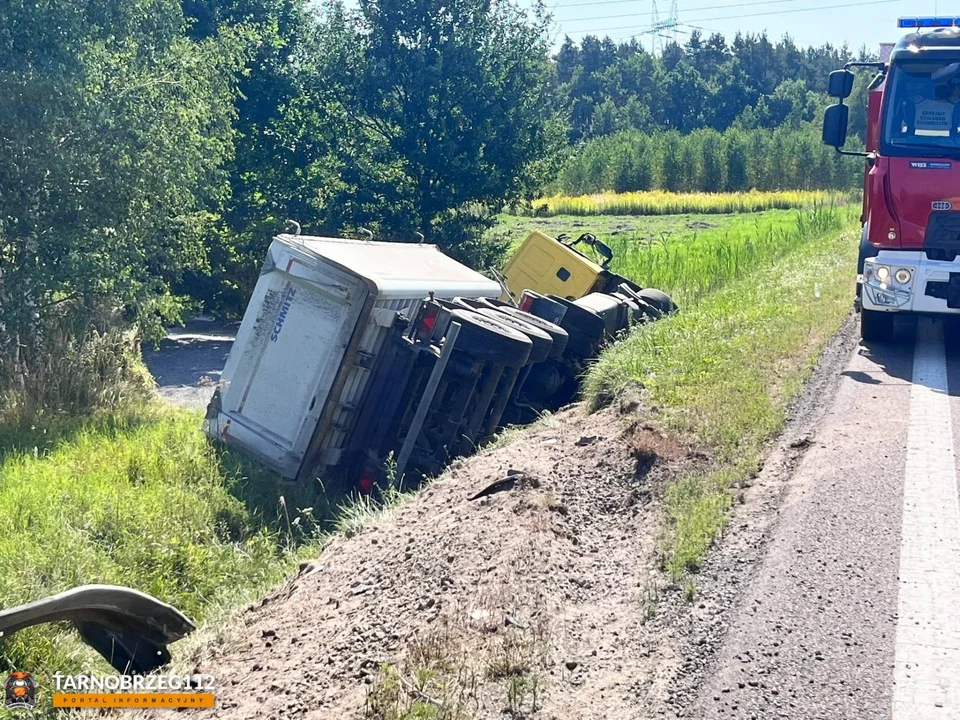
[{"x1": 883, "y1": 60, "x2": 960, "y2": 154}]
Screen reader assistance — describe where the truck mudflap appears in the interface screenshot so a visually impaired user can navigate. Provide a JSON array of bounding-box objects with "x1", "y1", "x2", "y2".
[{"x1": 862, "y1": 251, "x2": 960, "y2": 314}]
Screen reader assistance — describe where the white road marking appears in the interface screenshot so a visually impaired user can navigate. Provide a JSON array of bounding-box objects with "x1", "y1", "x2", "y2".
[{"x1": 893, "y1": 319, "x2": 960, "y2": 719}]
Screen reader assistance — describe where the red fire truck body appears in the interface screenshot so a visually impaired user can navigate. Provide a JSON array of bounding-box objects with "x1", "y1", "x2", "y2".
[{"x1": 823, "y1": 21, "x2": 960, "y2": 340}]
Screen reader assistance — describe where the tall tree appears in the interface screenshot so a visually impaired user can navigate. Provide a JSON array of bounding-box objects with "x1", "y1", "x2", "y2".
[
  {"x1": 346, "y1": 0, "x2": 565, "y2": 255},
  {"x1": 0, "y1": 0, "x2": 244, "y2": 386}
]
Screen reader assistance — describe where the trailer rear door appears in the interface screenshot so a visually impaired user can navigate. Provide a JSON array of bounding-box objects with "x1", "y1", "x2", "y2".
[{"x1": 210, "y1": 242, "x2": 369, "y2": 476}]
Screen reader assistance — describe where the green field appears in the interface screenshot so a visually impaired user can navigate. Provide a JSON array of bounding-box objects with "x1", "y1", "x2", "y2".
[
  {"x1": 491, "y1": 210, "x2": 750, "y2": 252},
  {"x1": 493, "y1": 206, "x2": 852, "y2": 305},
  {"x1": 527, "y1": 189, "x2": 849, "y2": 217},
  {"x1": 0, "y1": 405, "x2": 327, "y2": 683}
]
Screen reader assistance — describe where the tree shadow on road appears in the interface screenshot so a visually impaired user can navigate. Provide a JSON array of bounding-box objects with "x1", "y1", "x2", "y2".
[{"x1": 142, "y1": 326, "x2": 237, "y2": 388}]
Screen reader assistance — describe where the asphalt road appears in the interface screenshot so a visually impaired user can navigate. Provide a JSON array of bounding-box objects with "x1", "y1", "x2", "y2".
[
  {"x1": 690, "y1": 315, "x2": 960, "y2": 720},
  {"x1": 141, "y1": 319, "x2": 238, "y2": 409}
]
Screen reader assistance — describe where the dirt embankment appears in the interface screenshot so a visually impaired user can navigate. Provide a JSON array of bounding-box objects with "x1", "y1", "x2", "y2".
[
  {"x1": 133, "y1": 313, "x2": 857, "y2": 720},
  {"x1": 168, "y1": 401, "x2": 710, "y2": 720}
]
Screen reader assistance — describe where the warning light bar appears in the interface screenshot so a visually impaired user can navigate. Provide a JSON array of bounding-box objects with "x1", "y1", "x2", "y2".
[{"x1": 898, "y1": 17, "x2": 960, "y2": 28}]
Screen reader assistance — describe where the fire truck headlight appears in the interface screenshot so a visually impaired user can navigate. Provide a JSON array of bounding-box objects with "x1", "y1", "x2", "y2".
[
  {"x1": 875, "y1": 265, "x2": 891, "y2": 283},
  {"x1": 895, "y1": 268, "x2": 912, "y2": 285}
]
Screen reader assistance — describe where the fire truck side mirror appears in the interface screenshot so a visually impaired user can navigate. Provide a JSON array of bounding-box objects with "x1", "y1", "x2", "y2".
[
  {"x1": 822, "y1": 104, "x2": 849, "y2": 149},
  {"x1": 827, "y1": 69, "x2": 855, "y2": 99}
]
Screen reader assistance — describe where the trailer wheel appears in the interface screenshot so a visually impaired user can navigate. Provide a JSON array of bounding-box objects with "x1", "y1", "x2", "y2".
[
  {"x1": 454, "y1": 296, "x2": 511, "y2": 311},
  {"x1": 861, "y1": 309, "x2": 894, "y2": 343},
  {"x1": 634, "y1": 288, "x2": 678, "y2": 318},
  {"x1": 448, "y1": 309, "x2": 532, "y2": 366},
  {"x1": 497, "y1": 307, "x2": 569, "y2": 358},
  {"x1": 476, "y1": 308, "x2": 553, "y2": 364}
]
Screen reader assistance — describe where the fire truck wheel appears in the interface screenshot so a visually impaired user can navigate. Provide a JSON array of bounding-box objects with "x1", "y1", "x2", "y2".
[
  {"x1": 497, "y1": 307, "x2": 569, "y2": 358},
  {"x1": 476, "y1": 308, "x2": 553, "y2": 364},
  {"x1": 860, "y1": 309, "x2": 894, "y2": 343},
  {"x1": 448, "y1": 309, "x2": 532, "y2": 366},
  {"x1": 634, "y1": 288, "x2": 678, "y2": 318}
]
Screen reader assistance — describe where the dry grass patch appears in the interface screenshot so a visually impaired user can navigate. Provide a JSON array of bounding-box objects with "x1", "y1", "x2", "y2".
[{"x1": 365, "y1": 596, "x2": 549, "y2": 720}]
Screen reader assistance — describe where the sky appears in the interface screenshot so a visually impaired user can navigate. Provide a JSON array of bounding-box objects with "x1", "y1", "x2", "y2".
[
  {"x1": 326, "y1": 0, "x2": 953, "y2": 54},
  {"x1": 543, "y1": 0, "x2": 946, "y2": 53}
]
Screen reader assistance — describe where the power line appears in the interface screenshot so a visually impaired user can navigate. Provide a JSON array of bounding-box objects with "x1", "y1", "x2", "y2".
[
  {"x1": 555, "y1": 0, "x2": 818, "y2": 15},
  {"x1": 554, "y1": 0, "x2": 848, "y2": 25},
  {"x1": 566, "y1": 0, "x2": 902, "y2": 36}
]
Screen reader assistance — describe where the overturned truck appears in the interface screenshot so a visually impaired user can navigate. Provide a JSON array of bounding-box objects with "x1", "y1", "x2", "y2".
[{"x1": 204, "y1": 232, "x2": 676, "y2": 490}]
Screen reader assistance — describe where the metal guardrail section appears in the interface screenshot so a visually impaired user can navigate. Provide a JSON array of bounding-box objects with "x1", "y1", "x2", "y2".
[{"x1": 0, "y1": 585, "x2": 195, "y2": 675}]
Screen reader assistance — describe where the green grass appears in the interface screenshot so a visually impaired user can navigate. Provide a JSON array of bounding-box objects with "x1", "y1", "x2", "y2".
[
  {"x1": 0, "y1": 403, "x2": 328, "y2": 682},
  {"x1": 488, "y1": 206, "x2": 852, "y2": 276},
  {"x1": 606, "y1": 205, "x2": 853, "y2": 306},
  {"x1": 585, "y1": 217, "x2": 859, "y2": 579}
]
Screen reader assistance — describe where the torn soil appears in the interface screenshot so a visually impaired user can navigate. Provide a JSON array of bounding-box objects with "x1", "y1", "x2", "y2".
[
  {"x1": 161, "y1": 404, "x2": 707, "y2": 720},
  {"x1": 151, "y1": 316, "x2": 857, "y2": 720}
]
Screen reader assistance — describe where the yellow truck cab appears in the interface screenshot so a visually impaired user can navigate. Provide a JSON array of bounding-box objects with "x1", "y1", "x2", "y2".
[{"x1": 500, "y1": 231, "x2": 610, "y2": 302}]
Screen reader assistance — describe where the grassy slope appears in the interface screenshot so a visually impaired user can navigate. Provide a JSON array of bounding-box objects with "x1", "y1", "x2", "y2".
[
  {"x1": 0, "y1": 405, "x2": 325, "y2": 677},
  {"x1": 586, "y1": 223, "x2": 859, "y2": 579}
]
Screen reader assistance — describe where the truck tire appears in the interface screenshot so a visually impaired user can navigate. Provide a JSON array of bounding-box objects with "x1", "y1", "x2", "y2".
[
  {"x1": 634, "y1": 288, "x2": 678, "y2": 318},
  {"x1": 498, "y1": 307, "x2": 569, "y2": 358},
  {"x1": 476, "y1": 308, "x2": 553, "y2": 364},
  {"x1": 860, "y1": 309, "x2": 894, "y2": 343},
  {"x1": 448, "y1": 309, "x2": 532, "y2": 366},
  {"x1": 454, "y1": 296, "x2": 511, "y2": 311},
  {"x1": 615, "y1": 283, "x2": 659, "y2": 320}
]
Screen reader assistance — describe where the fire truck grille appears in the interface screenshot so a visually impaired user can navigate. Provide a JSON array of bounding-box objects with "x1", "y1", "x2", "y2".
[{"x1": 924, "y1": 212, "x2": 960, "y2": 256}]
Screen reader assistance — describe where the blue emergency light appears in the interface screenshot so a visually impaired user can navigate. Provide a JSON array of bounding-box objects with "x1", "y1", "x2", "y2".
[{"x1": 898, "y1": 16, "x2": 960, "y2": 28}]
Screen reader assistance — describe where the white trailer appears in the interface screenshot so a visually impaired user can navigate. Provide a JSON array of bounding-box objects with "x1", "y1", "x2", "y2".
[{"x1": 204, "y1": 234, "x2": 500, "y2": 479}]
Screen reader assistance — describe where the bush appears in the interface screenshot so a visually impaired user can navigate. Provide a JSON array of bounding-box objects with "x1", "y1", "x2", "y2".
[{"x1": 0, "y1": 314, "x2": 156, "y2": 427}]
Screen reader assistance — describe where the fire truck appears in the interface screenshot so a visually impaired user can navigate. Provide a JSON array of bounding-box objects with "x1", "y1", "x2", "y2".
[{"x1": 823, "y1": 18, "x2": 960, "y2": 341}]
